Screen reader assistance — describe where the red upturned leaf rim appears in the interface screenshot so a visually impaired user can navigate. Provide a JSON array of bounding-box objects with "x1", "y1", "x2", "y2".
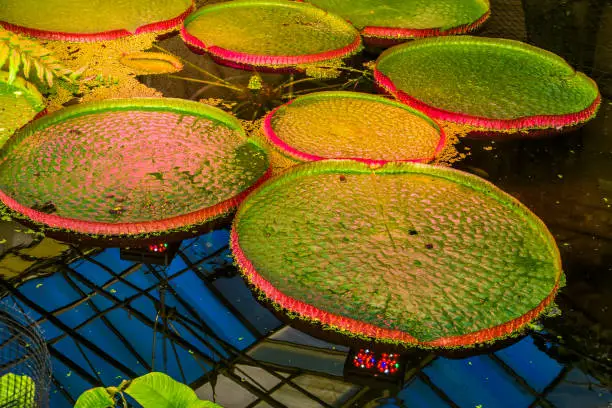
[
  {"x1": 0, "y1": 98, "x2": 271, "y2": 238},
  {"x1": 0, "y1": 1, "x2": 194, "y2": 42},
  {"x1": 360, "y1": 9, "x2": 490, "y2": 41},
  {"x1": 230, "y1": 160, "x2": 563, "y2": 348},
  {"x1": 180, "y1": 1, "x2": 362, "y2": 70},
  {"x1": 373, "y1": 41, "x2": 602, "y2": 133},
  {"x1": 262, "y1": 91, "x2": 446, "y2": 165},
  {"x1": 296, "y1": 0, "x2": 490, "y2": 42}
]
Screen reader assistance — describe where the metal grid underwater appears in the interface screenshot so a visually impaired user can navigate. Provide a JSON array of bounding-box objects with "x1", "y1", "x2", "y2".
[
  {"x1": 0, "y1": 302, "x2": 51, "y2": 408},
  {"x1": 0, "y1": 228, "x2": 609, "y2": 408}
]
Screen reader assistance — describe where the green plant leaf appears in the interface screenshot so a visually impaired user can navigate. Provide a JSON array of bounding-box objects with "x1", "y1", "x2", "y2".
[
  {"x1": 0, "y1": 373, "x2": 36, "y2": 407},
  {"x1": 73, "y1": 387, "x2": 114, "y2": 408},
  {"x1": 8, "y1": 47, "x2": 20, "y2": 83},
  {"x1": 22, "y1": 52, "x2": 31, "y2": 78},
  {"x1": 125, "y1": 372, "x2": 222, "y2": 408},
  {"x1": 0, "y1": 43, "x2": 9, "y2": 68}
]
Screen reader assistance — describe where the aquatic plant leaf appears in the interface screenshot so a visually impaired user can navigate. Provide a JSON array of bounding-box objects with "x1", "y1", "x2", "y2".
[
  {"x1": 0, "y1": 28, "x2": 77, "y2": 87},
  {"x1": 119, "y1": 51, "x2": 183, "y2": 74},
  {"x1": 231, "y1": 160, "x2": 563, "y2": 347},
  {"x1": 0, "y1": 71, "x2": 46, "y2": 147},
  {"x1": 8, "y1": 48, "x2": 19, "y2": 83},
  {"x1": 125, "y1": 373, "x2": 222, "y2": 408},
  {"x1": 0, "y1": 373, "x2": 36, "y2": 407},
  {"x1": 1, "y1": 0, "x2": 194, "y2": 42},
  {"x1": 262, "y1": 91, "x2": 445, "y2": 165},
  {"x1": 304, "y1": 0, "x2": 490, "y2": 43},
  {"x1": 73, "y1": 387, "x2": 114, "y2": 408},
  {"x1": 0, "y1": 43, "x2": 9, "y2": 68},
  {"x1": 0, "y1": 98, "x2": 269, "y2": 244},
  {"x1": 181, "y1": 0, "x2": 361, "y2": 71},
  {"x1": 375, "y1": 36, "x2": 600, "y2": 134}
]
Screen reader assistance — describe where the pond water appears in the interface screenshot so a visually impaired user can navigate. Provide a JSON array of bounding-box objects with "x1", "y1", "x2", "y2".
[{"x1": 0, "y1": 0, "x2": 611, "y2": 407}]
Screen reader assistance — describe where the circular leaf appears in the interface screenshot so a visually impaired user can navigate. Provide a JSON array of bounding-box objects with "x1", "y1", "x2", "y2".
[
  {"x1": 181, "y1": 0, "x2": 361, "y2": 71},
  {"x1": 0, "y1": 98, "x2": 269, "y2": 244},
  {"x1": 263, "y1": 91, "x2": 445, "y2": 164},
  {"x1": 375, "y1": 36, "x2": 601, "y2": 134},
  {"x1": 232, "y1": 160, "x2": 563, "y2": 347},
  {"x1": 0, "y1": 0, "x2": 194, "y2": 41},
  {"x1": 303, "y1": 0, "x2": 490, "y2": 43}
]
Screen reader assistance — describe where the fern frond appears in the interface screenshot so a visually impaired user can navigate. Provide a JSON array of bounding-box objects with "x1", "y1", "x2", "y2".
[{"x1": 0, "y1": 27, "x2": 82, "y2": 87}]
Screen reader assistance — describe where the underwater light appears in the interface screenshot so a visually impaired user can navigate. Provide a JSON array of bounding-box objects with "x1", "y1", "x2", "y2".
[
  {"x1": 120, "y1": 241, "x2": 179, "y2": 266},
  {"x1": 344, "y1": 348, "x2": 407, "y2": 387}
]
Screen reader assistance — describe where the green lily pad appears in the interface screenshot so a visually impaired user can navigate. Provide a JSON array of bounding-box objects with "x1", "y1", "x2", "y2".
[
  {"x1": 181, "y1": 0, "x2": 361, "y2": 70},
  {"x1": 375, "y1": 36, "x2": 601, "y2": 134},
  {"x1": 0, "y1": 71, "x2": 45, "y2": 148},
  {"x1": 1, "y1": 0, "x2": 193, "y2": 41},
  {"x1": 263, "y1": 91, "x2": 445, "y2": 164},
  {"x1": 0, "y1": 98, "x2": 269, "y2": 244},
  {"x1": 231, "y1": 160, "x2": 563, "y2": 347},
  {"x1": 304, "y1": 0, "x2": 490, "y2": 43}
]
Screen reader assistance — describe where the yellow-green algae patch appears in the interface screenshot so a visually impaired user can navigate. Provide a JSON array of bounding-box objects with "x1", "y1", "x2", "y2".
[{"x1": 233, "y1": 160, "x2": 562, "y2": 344}]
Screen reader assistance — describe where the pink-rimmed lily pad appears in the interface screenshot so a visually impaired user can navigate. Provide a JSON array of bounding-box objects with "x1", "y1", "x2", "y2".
[
  {"x1": 301, "y1": 0, "x2": 490, "y2": 45},
  {"x1": 0, "y1": 98, "x2": 270, "y2": 245},
  {"x1": 374, "y1": 36, "x2": 601, "y2": 137},
  {"x1": 181, "y1": 0, "x2": 361, "y2": 72},
  {"x1": 231, "y1": 160, "x2": 563, "y2": 348},
  {"x1": 0, "y1": 0, "x2": 194, "y2": 42},
  {"x1": 262, "y1": 91, "x2": 445, "y2": 165}
]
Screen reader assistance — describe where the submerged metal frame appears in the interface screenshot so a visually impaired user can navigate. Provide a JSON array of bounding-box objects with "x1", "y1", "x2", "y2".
[{"x1": 0, "y1": 238, "x2": 598, "y2": 407}]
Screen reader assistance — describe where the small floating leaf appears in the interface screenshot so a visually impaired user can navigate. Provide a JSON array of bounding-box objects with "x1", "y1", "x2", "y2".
[{"x1": 119, "y1": 52, "x2": 183, "y2": 74}]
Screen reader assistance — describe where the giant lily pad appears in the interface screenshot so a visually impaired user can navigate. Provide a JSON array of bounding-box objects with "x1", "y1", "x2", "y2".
[
  {"x1": 302, "y1": 0, "x2": 490, "y2": 44},
  {"x1": 263, "y1": 91, "x2": 445, "y2": 164},
  {"x1": 375, "y1": 36, "x2": 601, "y2": 135},
  {"x1": 0, "y1": 71, "x2": 45, "y2": 148},
  {"x1": 0, "y1": 0, "x2": 194, "y2": 42},
  {"x1": 0, "y1": 98, "x2": 270, "y2": 245},
  {"x1": 231, "y1": 160, "x2": 563, "y2": 348},
  {"x1": 181, "y1": 0, "x2": 361, "y2": 71}
]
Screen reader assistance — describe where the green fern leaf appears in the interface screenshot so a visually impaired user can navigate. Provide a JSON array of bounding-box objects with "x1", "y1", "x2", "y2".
[
  {"x1": 44, "y1": 68, "x2": 54, "y2": 88},
  {"x1": 8, "y1": 48, "x2": 20, "y2": 83},
  {"x1": 21, "y1": 53, "x2": 31, "y2": 78},
  {"x1": 34, "y1": 59, "x2": 44, "y2": 82},
  {"x1": 0, "y1": 43, "x2": 8, "y2": 69}
]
